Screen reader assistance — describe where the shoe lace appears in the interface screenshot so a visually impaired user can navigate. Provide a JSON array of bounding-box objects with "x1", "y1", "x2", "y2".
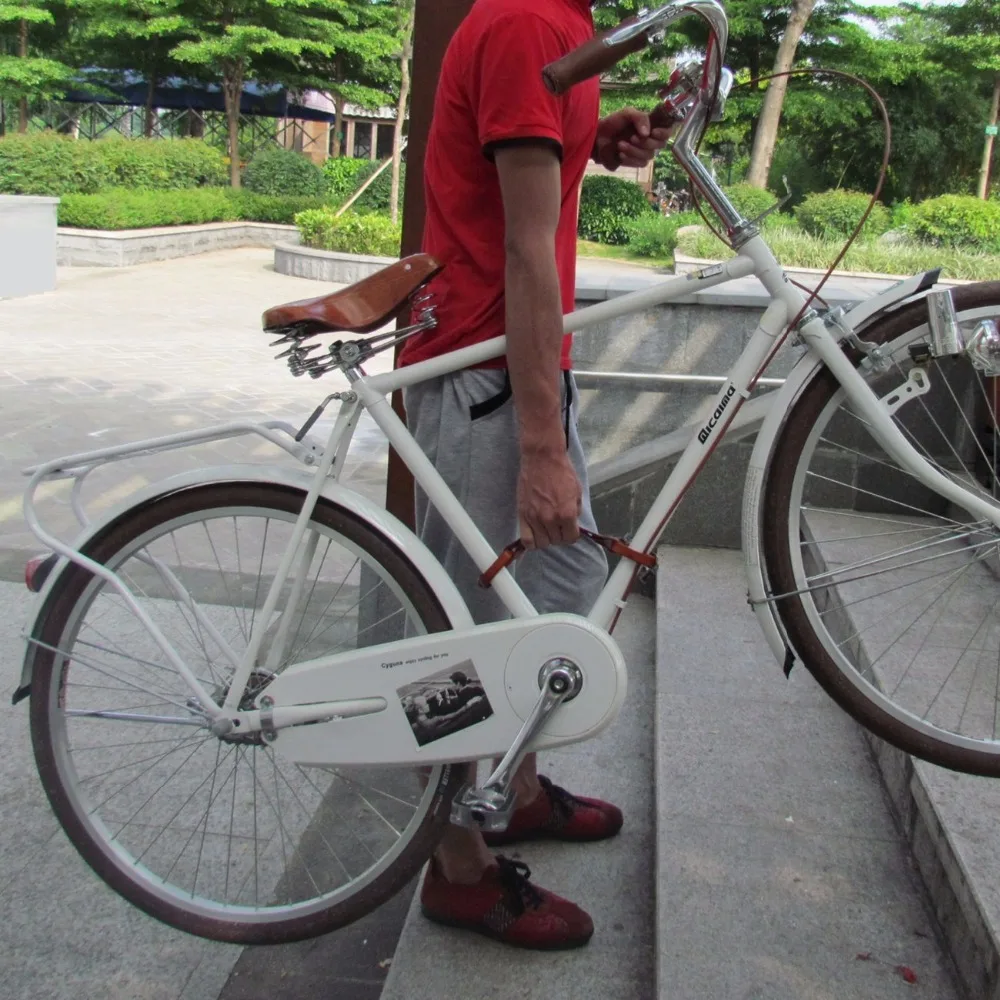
[
  {"x1": 538, "y1": 774, "x2": 582, "y2": 823},
  {"x1": 495, "y1": 856, "x2": 544, "y2": 912}
]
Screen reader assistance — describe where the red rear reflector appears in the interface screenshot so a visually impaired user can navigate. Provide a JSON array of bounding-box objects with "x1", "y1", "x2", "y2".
[{"x1": 25, "y1": 553, "x2": 57, "y2": 593}]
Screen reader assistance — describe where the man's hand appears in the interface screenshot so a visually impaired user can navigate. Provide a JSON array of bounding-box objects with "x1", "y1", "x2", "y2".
[
  {"x1": 593, "y1": 108, "x2": 673, "y2": 171},
  {"x1": 519, "y1": 448, "x2": 582, "y2": 550}
]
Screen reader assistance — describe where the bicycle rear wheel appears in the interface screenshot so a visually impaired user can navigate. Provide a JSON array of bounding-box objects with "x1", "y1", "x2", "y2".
[
  {"x1": 28, "y1": 482, "x2": 463, "y2": 944},
  {"x1": 763, "y1": 281, "x2": 1000, "y2": 775}
]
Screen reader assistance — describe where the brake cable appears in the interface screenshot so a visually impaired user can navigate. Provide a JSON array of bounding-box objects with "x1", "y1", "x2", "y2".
[{"x1": 685, "y1": 67, "x2": 893, "y2": 330}]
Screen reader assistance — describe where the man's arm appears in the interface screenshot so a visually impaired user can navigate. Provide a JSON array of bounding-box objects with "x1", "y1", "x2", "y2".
[{"x1": 494, "y1": 143, "x2": 580, "y2": 551}]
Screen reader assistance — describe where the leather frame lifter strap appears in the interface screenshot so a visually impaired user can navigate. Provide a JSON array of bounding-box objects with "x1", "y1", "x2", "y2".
[{"x1": 478, "y1": 529, "x2": 656, "y2": 589}]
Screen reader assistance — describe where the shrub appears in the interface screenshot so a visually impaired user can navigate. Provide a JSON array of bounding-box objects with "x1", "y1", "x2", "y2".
[
  {"x1": 578, "y1": 175, "x2": 651, "y2": 244},
  {"x1": 59, "y1": 188, "x2": 239, "y2": 229},
  {"x1": 624, "y1": 210, "x2": 700, "y2": 258},
  {"x1": 890, "y1": 200, "x2": 915, "y2": 231},
  {"x1": 295, "y1": 207, "x2": 401, "y2": 257},
  {"x1": 322, "y1": 156, "x2": 405, "y2": 213},
  {"x1": 324, "y1": 156, "x2": 379, "y2": 203},
  {"x1": 243, "y1": 147, "x2": 327, "y2": 197},
  {"x1": 722, "y1": 183, "x2": 778, "y2": 222},
  {"x1": 355, "y1": 161, "x2": 405, "y2": 213},
  {"x1": 794, "y1": 189, "x2": 890, "y2": 239},
  {"x1": 908, "y1": 194, "x2": 1000, "y2": 253},
  {"x1": 0, "y1": 132, "x2": 113, "y2": 195},
  {"x1": 90, "y1": 137, "x2": 227, "y2": 190}
]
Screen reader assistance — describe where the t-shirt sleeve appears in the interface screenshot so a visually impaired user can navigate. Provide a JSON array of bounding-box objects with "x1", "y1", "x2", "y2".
[{"x1": 474, "y1": 14, "x2": 570, "y2": 160}]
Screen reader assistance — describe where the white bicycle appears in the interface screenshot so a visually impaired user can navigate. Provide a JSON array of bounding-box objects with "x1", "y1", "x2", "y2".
[{"x1": 16, "y1": 0, "x2": 1000, "y2": 947}]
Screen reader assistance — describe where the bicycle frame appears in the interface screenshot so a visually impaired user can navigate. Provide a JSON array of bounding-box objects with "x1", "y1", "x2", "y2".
[
  {"x1": 22, "y1": 0, "x2": 1000, "y2": 735},
  {"x1": 22, "y1": 227, "x2": 998, "y2": 735}
]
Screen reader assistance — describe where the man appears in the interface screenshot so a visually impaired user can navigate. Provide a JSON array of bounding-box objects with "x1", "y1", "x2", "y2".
[{"x1": 398, "y1": 0, "x2": 670, "y2": 950}]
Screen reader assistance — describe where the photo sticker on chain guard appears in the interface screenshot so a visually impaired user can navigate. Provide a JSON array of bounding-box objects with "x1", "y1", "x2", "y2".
[{"x1": 396, "y1": 659, "x2": 494, "y2": 748}]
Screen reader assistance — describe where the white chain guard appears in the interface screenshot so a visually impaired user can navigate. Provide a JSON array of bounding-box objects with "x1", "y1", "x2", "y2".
[{"x1": 261, "y1": 613, "x2": 627, "y2": 766}]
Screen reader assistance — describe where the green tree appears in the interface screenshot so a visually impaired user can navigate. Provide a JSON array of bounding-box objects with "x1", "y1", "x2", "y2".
[
  {"x1": 72, "y1": 0, "x2": 190, "y2": 136},
  {"x1": 170, "y1": 0, "x2": 352, "y2": 188},
  {"x1": 938, "y1": 0, "x2": 1000, "y2": 198},
  {"x1": 0, "y1": 2, "x2": 74, "y2": 132},
  {"x1": 745, "y1": 0, "x2": 816, "y2": 188},
  {"x1": 389, "y1": 0, "x2": 412, "y2": 224}
]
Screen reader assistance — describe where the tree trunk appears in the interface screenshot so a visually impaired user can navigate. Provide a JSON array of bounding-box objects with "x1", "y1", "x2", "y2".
[
  {"x1": 391, "y1": 6, "x2": 414, "y2": 225},
  {"x1": 331, "y1": 92, "x2": 344, "y2": 158},
  {"x1": 745, "y1": 0, "x2": 816, "y2": 189},
  {"x1": 144, "y1": 73, "x2": 158, "y2": 138},
  {"x1": 222, "y1": 66, "x2": 244, "y2": 188},
  {"x1": 17, "y1": 19, "x2": 28, "y2": 133},
  {"x1": 978, "y1": 74, "x2": 1000, "y2": 200}
]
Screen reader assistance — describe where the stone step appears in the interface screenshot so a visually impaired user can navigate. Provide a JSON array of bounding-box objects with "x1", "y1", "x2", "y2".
[
  {"x1": 380, "y1": 595, "x2": 658, "y2": 1000},
  {"x1": 654, "y1": 545, "x2": 961, "y2": 1000}
]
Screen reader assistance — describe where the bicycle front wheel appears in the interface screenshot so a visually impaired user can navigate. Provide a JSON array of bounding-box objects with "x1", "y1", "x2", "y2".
[
  {"x1": 28, "y1": 482, "x2": 464, "y2": 944},
  {"x1": 763, "y1": 281, "x2": 1000, "y2": 775}
]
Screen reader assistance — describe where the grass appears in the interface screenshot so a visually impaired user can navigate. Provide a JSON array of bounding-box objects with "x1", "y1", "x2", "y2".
[
  {"x1": 675, "y1": 227, "x2": 1000, "y2": 282},
  {"x1": 576, "y1": 239, "x2": 671, "y2": 268}
]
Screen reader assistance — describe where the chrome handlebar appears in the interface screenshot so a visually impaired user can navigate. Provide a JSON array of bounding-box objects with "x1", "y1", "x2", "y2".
[{"x1": 605, "y1": 1, "x2": 750, "y2": 241}]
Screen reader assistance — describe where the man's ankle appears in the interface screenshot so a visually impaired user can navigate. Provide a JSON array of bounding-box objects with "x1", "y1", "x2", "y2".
[{"x1": 433, "y1": 852, "x2": 494, "y2": 886}]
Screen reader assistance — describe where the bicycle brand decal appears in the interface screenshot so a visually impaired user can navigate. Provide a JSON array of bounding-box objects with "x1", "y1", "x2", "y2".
[
  {"x1": 698, "y1": 384, "x2": 737, "y2": 444},
  {"x1": 396, "y1": 659, "x2": 495, "y2": 748}
]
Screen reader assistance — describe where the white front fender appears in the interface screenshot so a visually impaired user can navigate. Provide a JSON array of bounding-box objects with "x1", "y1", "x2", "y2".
[
  {"x1": 15, "y1": 464, "x2": 474, "y2": 702},
  {"x1": 740, "y1": 268, "x2": 943, "y2": 672}
]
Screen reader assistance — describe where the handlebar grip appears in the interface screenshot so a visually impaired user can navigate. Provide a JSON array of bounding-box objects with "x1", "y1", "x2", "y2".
[{"x1": 542, "y1": 24, "x2": 649, "y2": 96}]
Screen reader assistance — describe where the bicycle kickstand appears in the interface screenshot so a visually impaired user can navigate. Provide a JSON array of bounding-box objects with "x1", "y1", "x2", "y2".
[{"x1": 450, "y1": 657, "x2": 583, "y2": 831}]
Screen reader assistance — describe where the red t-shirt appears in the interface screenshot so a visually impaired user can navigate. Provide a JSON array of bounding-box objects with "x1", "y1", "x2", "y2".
[{"x1": 398, "y1": 0, "x2": 599, "y2": 370}]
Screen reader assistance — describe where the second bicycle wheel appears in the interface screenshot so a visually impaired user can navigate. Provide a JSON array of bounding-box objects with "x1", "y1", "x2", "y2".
[
  {"x1": 28, "y1": 481, "x2": 464, "y2": 944},
  {"x1": 763, "y1": 280, "x2": 1000, "y2": 775}
]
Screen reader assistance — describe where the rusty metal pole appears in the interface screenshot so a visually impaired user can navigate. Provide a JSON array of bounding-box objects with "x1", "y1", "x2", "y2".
[{"x1": 386, "y1": 0, "x2": 476, "y2": 527}]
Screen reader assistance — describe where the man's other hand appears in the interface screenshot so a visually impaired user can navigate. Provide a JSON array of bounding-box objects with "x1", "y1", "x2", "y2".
[
  {"x1": 593, "y1": 108, "x2": 673, "y2": 170},
  {"x1": 518, "y1": 447, "x2": 582, "y2": 550}
]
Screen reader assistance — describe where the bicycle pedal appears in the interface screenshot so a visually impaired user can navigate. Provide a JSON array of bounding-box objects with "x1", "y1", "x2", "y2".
[{"x1": 450, "y1": 783, "x2": 517, "y2": 832}]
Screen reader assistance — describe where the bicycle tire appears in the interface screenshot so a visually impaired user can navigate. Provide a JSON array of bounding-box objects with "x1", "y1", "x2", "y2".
[
  {"x1": 763, "y1": 281, "x2": 1000, "y2": 775},
  {"x1": 29, "y1": 481, "x2": 464, "y2": 944}
]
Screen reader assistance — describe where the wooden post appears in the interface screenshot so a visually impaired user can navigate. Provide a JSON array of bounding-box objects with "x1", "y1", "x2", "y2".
[{"x1": 385, "y1": 0, "x2": 476, "y2": 527}]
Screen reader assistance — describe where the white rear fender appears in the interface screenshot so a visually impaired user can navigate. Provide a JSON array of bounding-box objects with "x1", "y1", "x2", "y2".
[{"x1": 15, "y1": 464, "x2": 475, "y2": 702}]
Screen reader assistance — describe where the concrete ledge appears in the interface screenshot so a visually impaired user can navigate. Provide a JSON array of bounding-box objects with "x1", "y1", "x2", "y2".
[
  {"x1": 273, "y1": 243, "x2": 398, "y2": 283},
  {"x1": 57, "y1": 221, "x2": 300, "y2": 267},
  {"x1": 1, "y1": 194, "x2": 58, "y2": 298}
]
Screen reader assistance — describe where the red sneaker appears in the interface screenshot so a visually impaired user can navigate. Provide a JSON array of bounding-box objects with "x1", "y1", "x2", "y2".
[
  {"x1": 482, "y1": 775, "x2": 624, "y2": 847},
  {"x1": 420, "y1": 855, "x2": 594, "y2": 950}
]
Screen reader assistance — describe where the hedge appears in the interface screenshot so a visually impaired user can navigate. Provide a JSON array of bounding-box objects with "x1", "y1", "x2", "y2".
[
  {"x1": 578, "y1": 175, "x2": 651, "y2": 245},
  {"x1": 908, "y1": 194, "x2": 1000, "y2": 254},
  {"x1": 0, "y1": 133, "x2": 227, "y2": 195},
  {"x1": 794, "y1": 189, "x2": 890, "y2": 239},
  {"x1": 243, "y1": 147, "x2": 327, "y2": 198},
  {"x1": 57, "y1": 188, "x2": 327, "y2": 229},
  {"x1": 295, "y1": 207, "x2": 401, "y2": 257}
]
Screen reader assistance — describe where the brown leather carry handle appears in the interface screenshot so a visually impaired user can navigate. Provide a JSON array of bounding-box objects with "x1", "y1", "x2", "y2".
[{"x1": 542, "y1": 21, "x2": 650, "y2": 96}]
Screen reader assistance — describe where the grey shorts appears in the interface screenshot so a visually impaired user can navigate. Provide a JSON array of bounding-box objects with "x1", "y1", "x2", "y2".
[{"x1": 404, "y1": 369, "x2": 608, "y2": 625}]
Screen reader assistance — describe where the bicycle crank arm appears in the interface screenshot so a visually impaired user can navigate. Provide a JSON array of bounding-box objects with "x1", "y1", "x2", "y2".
[{"x1": 257, "y1": 613, "x2": 627, "y2": 767}]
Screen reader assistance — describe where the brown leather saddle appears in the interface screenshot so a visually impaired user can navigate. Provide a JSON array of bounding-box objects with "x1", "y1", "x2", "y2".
[{"x1": 262, "y1": 253, "x2": 442, "y2": 335}]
